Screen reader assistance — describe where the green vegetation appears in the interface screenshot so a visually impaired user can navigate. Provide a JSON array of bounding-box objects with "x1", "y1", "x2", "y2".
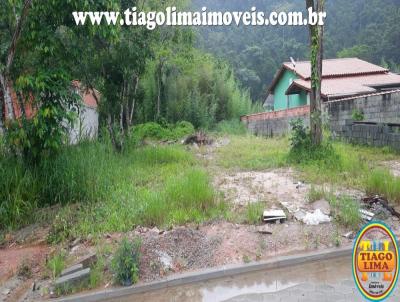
[
  {"x1": 131, "y1": 121, "x2": 195, "y2": 142},
  {"x1": 47, "y1": 251, "x2": 66, "y2": 280},
  {"x1": 194, "y1": 0, "x2": 400, "y2": 102},
  {"x1": 216, "y1": 135, "x2": 288, "y2": 170},
  {"x1": 329, "y1": 195, "x2": 362, "y2": 231},
  {"x1": 365, "y1": 169, "x2": 400, "y2": 204},
  {"x1": 244, "y1": 202, "x2": 264, "y2": 225},
  {"x1": 351, "y1": 109, "x2": 364, "y2": 121},
  {"x1": 112, "y1": 238, "x2": 141, "y2": 286},
  {"x1": 215, "y1": 119, "x2": 249, "y2": 136},
  {"x1": 1, "y1": 123, "x2": 227, "y2": 235},
  {"x1": 307, "y1": 186, "x2": 327, "y2": 203}
]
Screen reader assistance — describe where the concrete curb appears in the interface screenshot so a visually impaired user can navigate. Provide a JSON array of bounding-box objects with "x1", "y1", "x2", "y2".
[{"x1": 51, "y1": 246, "x2": 353, "y2": 302}]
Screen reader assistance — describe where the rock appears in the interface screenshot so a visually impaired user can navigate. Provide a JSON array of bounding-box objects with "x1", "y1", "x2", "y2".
[
  {"x1": 294, "y1": 209, "x2": 307, "y2": 221},
  {"x1": 342, "y1": 231, "x2": 355, "y2": 239},
  {"x1": 302, "y1": 209, "x2": 331, "y2": 225},
  {"x1": 70, "y1": 237, "x2": 81, "y2": 248},
  {"x1": 61, "y1": 263, "x2": 84, "y2": 277},
  {"x1": 156, "y1": 251, "x2": 173, "y2": 270},
  {"x1": 1, "y1": 288, "x2": 10, "y2": 295},
  {"x1": 54, "y1": 268, "x2": 90, "y2": 288},
  {"x1": 256, "y1": 226, "x2": 272, "y2": 235},
  {"x1": 311, "y1": 199, "x2": 331, "y2": 215},
  {"x1": 75, "y1": 253, "x2": 97, "y2": 268}
]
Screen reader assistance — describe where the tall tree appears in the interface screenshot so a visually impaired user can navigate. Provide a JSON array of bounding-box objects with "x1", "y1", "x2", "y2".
[
  {"x1": 306, "y1": 0, "x2": 325, "y2": 146},
  {"x1": 0, "y1": 0, "x2": 32, "y2": 123}
]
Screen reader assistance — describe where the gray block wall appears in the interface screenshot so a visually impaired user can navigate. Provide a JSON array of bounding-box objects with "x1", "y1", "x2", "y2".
[
  {"x1": 243, "y1": 91, "x2": 400, "y2": 150},
  {"x1": 246, "y1": 114, "x2": 309, "y2": 137},
  {"x1": 323, "y1": 92, "x2": 400, "y2": 150}
]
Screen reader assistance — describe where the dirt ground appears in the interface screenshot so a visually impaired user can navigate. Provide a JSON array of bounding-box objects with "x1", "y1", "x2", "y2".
[{"x1": 1, "y1": 139, "x2": 400, "y2": 301}]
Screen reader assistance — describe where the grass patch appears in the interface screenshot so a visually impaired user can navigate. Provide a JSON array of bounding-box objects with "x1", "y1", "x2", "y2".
[
  {"x1": 215, "y1": 119, "x2": 248, "y2": 135},
  {"x1": 307, "y1": 186, "x2": 327, "y2": 203},
  {"x1": 329, "y1": 195, "x2": 362, "y2": 230},
  {"x1": 47, "y1": 251, "x2": 66, "y2": 280},
  {"x1": 244, "y1": 202, "x2": 264, "y2": 225},
  {"x1": 365, "y1": 168, "x2": 400, "y2": 204},
  {"x1": 216, "y1": 135, "x2": 288, "y2": 170}
]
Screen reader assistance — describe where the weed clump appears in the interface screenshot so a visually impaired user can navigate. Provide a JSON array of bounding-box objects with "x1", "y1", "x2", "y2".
[
  {"x1": 288, "y1": 119, "x2": 338, "y2": 165},
  {"x1": 112, "y1": 238, "x2": 141, "y2": 286}
]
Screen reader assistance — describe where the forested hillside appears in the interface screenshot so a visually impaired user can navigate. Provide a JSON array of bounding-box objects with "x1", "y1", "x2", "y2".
[{"x1": 193, "y1": 0, "x2": 400, "y2": 101}]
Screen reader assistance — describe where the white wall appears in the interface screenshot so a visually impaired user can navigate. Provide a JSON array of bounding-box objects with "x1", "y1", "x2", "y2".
[{"x1": 69, "y1": 105, "x2": 99, "y2": 144}]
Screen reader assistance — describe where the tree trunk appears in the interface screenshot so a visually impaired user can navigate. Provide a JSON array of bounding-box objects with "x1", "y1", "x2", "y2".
[
  {"x1": 306, "y1": 0, "x2": 324, "y2": 146},
  {"x1": 0, "y1": 0, "x2": 33, "y2": 124},
  {"x1": 128, "y1": 75, "x2": 139, "y2": 126},
  {"x1": 0, "y1": 74, "x2": 15, "y2": 121}
]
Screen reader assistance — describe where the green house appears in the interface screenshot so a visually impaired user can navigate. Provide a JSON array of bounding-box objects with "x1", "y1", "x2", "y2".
[
  {"x1": 268, "y1": 68, "x2": 309, "y2": 110},
  {"x1": 266, "y1": 58, "x2": 400, "y2": 111}
]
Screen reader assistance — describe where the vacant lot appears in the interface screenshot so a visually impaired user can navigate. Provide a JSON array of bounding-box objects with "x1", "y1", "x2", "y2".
[{"x1": 1, "y1": 133, "x2": 400, "y2": 300}]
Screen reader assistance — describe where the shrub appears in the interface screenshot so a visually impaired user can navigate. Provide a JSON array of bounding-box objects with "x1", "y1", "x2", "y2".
[
  {"x1": 288, "y1": 119, "x2": 338, "y2": 164},
  {"x1": 351, "y1": 109, "x2": 364, "y2": 121},
  {"x1": 131, "y1": 121, "x2": 195, "y2": 143},
  {"x1": 112, "y1": 238, "x2": 141, "y2": 286}
]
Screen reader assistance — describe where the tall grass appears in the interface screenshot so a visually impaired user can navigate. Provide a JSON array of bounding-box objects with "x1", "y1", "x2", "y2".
[
  {"x1": 1, "y1": 136, "x2": 226, "y2": 237},
  {"x1": 365, "y1": 169, "x2": 400, "y2": 203}
]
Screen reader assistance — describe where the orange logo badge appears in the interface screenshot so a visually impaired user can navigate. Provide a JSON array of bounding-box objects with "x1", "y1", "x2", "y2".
[{"x1": 353, "y1": 222, "x2": 399, "y2": 301}]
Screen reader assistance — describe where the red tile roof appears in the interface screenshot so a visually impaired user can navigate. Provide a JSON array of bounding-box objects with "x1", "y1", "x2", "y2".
[
  {"x1": 283, "y1": 58, "x2": 389, "y2": 80},
  {"x1": 286, "y1": 72, "x2": 400, "y2": 99}
]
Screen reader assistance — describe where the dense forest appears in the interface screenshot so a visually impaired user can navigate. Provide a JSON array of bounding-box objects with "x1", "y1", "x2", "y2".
[{"x1": 193, "y1": 0, "x2": 400, "y2": 101}]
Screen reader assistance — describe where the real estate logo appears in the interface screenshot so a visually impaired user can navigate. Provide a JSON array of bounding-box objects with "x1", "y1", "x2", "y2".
[{"x1": 353, "y1": 222, "x2": 399, "y2": 301}]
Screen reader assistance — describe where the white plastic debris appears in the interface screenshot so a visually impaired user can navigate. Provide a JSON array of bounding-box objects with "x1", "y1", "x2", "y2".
[{"x1": 302, "y1": 209, "x2": 331, "y2": 225}]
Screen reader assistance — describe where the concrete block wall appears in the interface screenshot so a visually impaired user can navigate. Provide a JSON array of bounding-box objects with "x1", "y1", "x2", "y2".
[
  {"x1": 241, "y1": 106, "x2": 310, "y2": 137},
  {"x1": 323, "y1": 91, "x2": 400, "y2": 150},
  {"x1": 323, "y1": 92, "x2": 400, "y2": 129}
]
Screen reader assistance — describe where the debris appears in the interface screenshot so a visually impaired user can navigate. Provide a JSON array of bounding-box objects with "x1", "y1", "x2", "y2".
[
  {"x1": 183, "y1": 131, "x2": 213, "y2": 146},
  {"x1": 75, "y1": 253, "x2": 97, "y2": 268},
  {"x1": 255, "y1": 225, "x2": 273, "y2": 235},
  {"x1": 69, "y1": 237, "x2": 81, "y2": 248},
  {"x1": 60, "y1": 263, "x2": 83, "y2": 277},
  {"x1": 263, "y1": 210, "x2": 286, "y2": 223},
  {"x1": 359, "y1": 209, "x2": 374, "y2": 221},
  {"x1": 311, "y1": 199, "x2": 331, "y2": 215},
  {"x1": 302, "y1": 209, "x2": 331, "y2": 225},
  {"x1": 54, "y1": 268, "x2": 90, "y2": 288},
  {"x1": 2, "y1": 288, "x2": 10, "y2": 295},
  {"x1": 280, "y1": 201, "x2": 300, "y2": 214},
  {"x1": 342, "y1": 232, "x2": 355, "y2": 239},
  {"x1": 363, "y1": 195, "x2": 400, "y2": 219},
  {"x1": 293, "y1": 209, "x2": 307, "y2": 221}
]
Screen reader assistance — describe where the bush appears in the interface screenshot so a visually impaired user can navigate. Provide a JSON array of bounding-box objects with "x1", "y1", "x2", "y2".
[
  {"x1": 131, "y1": 121, "x2": 195, "y2": 143},
  {"x1": 288, "y1": 119, "x2": 338, "y2": 164},
  {"x1": 112, "y1": 238, "x2": 141, "y2": 286}
]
